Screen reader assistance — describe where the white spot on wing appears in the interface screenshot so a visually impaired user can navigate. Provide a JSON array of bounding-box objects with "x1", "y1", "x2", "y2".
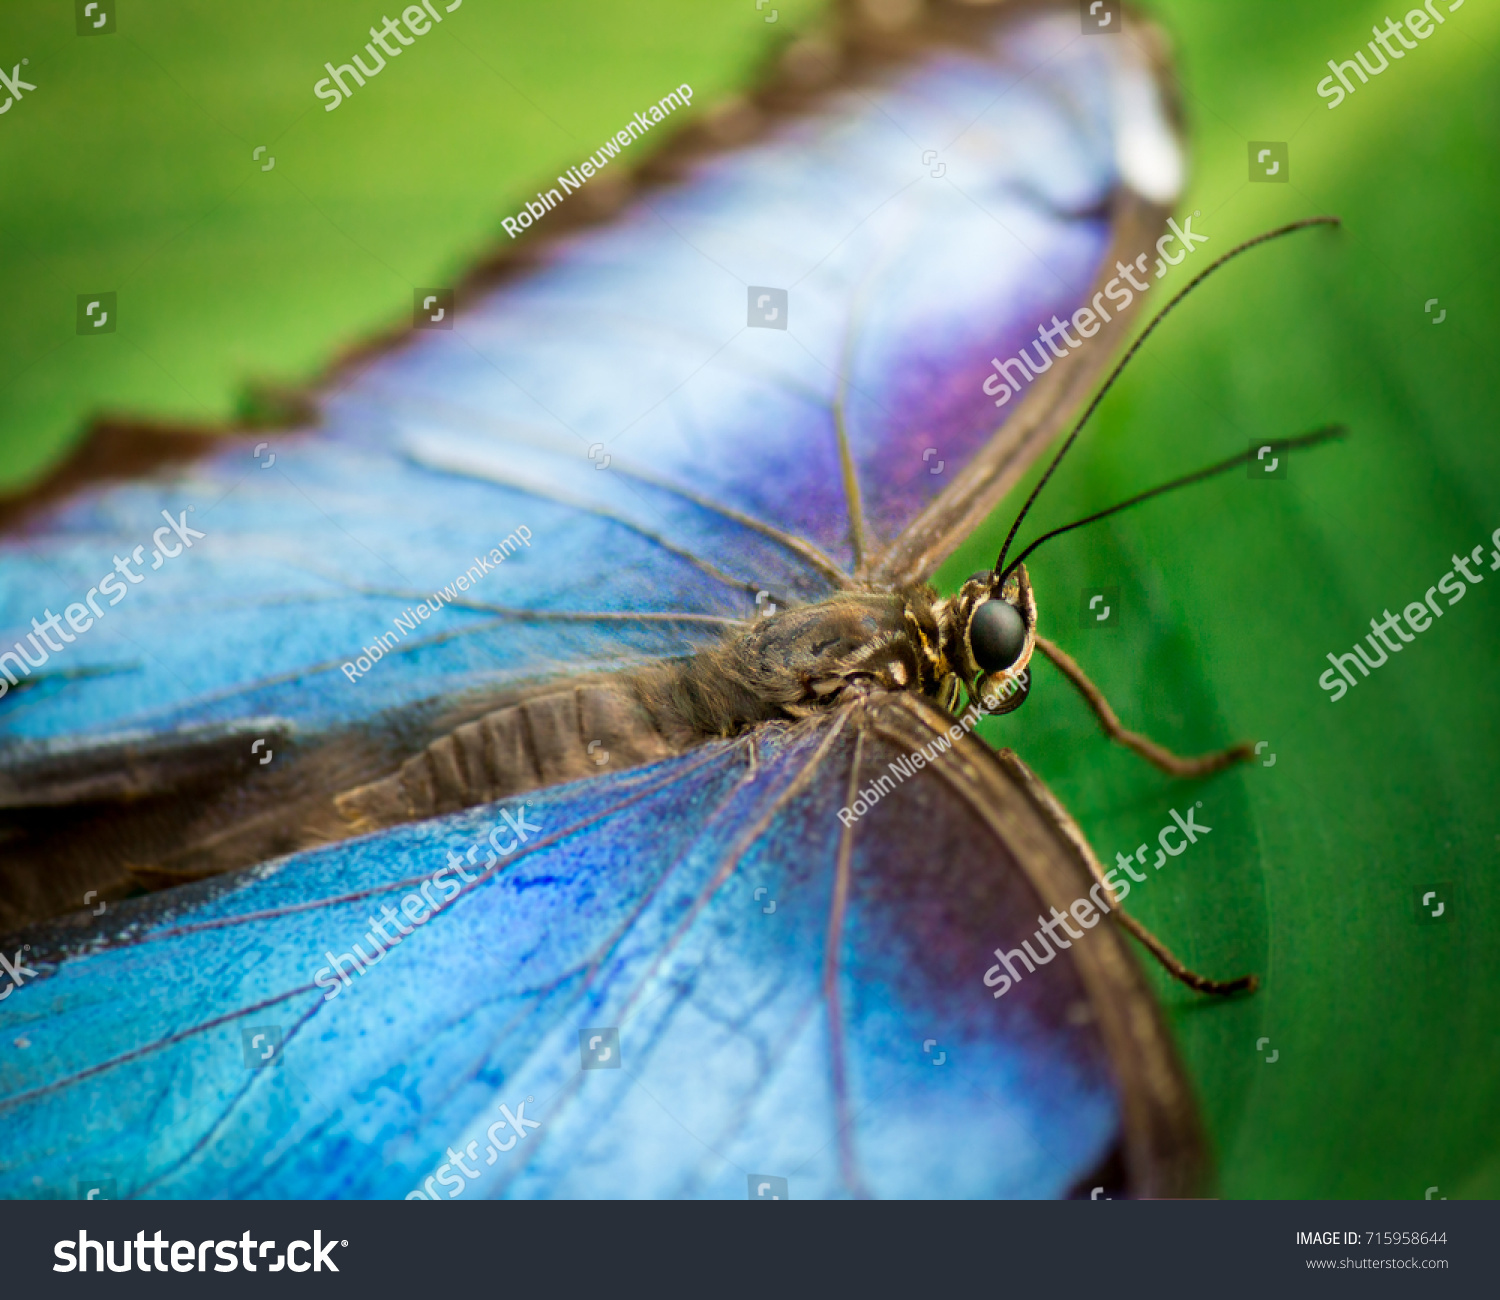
[{"x1": 1109, "y1": 59, "x2": 1183, "y2": 205}]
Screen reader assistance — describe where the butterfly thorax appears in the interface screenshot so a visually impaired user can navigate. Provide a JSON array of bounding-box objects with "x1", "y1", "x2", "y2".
[{"x1": 637, "y1": 571, "x2": 1035, "y2": 738}]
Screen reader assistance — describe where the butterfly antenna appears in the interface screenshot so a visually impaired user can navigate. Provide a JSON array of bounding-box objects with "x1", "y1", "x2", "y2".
[
  {"x1": 998, "y1": 424, "x2": 1346, "y2": 581},
  {"x1": 992, "y1": 215, "x2": 1342, "y2": 577}
]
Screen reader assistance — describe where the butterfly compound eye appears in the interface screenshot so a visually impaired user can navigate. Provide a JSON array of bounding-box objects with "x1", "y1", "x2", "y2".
[{"x1": 969, "y1": 598, "x2": 1026, "y2": 674}]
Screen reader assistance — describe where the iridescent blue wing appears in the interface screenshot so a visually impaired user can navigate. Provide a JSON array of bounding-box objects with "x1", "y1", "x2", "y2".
[{"x1": 0, "y1": 694, "x2": 1197, "y2": 1199}]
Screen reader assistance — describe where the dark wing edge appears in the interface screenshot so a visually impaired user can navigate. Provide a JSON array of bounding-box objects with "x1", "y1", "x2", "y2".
[{"x1": 863, "y1": 690, "x2": 1207, "y2": 1197}]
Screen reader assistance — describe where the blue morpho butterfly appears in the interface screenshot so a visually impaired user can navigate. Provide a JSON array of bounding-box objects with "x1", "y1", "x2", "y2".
[{"x1": 0, "y1": 2, "x2": 1339, "y2": 1199}]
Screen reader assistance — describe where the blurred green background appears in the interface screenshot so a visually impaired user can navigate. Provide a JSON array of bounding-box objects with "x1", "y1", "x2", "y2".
[{"x1": 1, "y1": 0, "x2": 1495, "y2": 1197}]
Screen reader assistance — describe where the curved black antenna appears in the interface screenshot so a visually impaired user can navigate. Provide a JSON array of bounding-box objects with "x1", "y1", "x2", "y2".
[
  {"x1": 998, "y1": 424, "x2": 1347, "y2": 583},
  {"x1": 992, "y1": 215, "x2": 1342, "y2": 577}
]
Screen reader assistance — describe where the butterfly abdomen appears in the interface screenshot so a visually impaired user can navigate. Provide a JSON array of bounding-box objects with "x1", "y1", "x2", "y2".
[{"x1": 335, "y1": 680, "x2": 681, "y2": 833}]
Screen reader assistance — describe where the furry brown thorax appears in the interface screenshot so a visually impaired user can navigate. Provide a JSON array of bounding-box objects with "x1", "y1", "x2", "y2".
[{"x1": 634, "y1": 563, "x2": 1037, "y2": 738}]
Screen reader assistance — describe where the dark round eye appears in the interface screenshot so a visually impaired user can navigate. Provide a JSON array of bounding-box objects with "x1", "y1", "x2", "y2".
[{"x1": 969, "y1": 598, "x2": 1026, "y2": 673}]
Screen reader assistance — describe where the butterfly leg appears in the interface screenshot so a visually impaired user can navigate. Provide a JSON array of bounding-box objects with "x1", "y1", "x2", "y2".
[
  {"x1": 1033, "y1": 636, "x2": 1252, "y2": 777},
  {"x1": 1096, "y1": 895, "x2": 1256, "y2": 996},
  {"x1": 995, "y1": 747, "x2": 1257, "y2": 996}
]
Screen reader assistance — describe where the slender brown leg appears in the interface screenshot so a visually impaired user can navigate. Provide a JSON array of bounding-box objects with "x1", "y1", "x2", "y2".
[
  {"x1": 995, "y1": 747, "x2": 1258, "y2": 997},
  {"x1": 1034, "y1": 635, "x2": 1253, "y2": 778},
  {"x1": 1106, "y1": 907, "x2": 1256, "y2": 995}
]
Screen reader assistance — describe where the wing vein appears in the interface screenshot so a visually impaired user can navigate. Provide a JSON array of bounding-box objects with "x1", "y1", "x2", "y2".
[{"x1": 825, "y1": 711, "x2": 870, "y2": 1198}]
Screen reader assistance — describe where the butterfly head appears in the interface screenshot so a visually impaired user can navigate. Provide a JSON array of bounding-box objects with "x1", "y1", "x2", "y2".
[{"x1": 940, "y1": 564, "x2": 1036, "y2": 715}]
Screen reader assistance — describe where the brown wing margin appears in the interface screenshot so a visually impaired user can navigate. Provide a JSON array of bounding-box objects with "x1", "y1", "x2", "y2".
[{"x1": 859, "y1": 689, "x2": 1207, "y2": 1197}]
